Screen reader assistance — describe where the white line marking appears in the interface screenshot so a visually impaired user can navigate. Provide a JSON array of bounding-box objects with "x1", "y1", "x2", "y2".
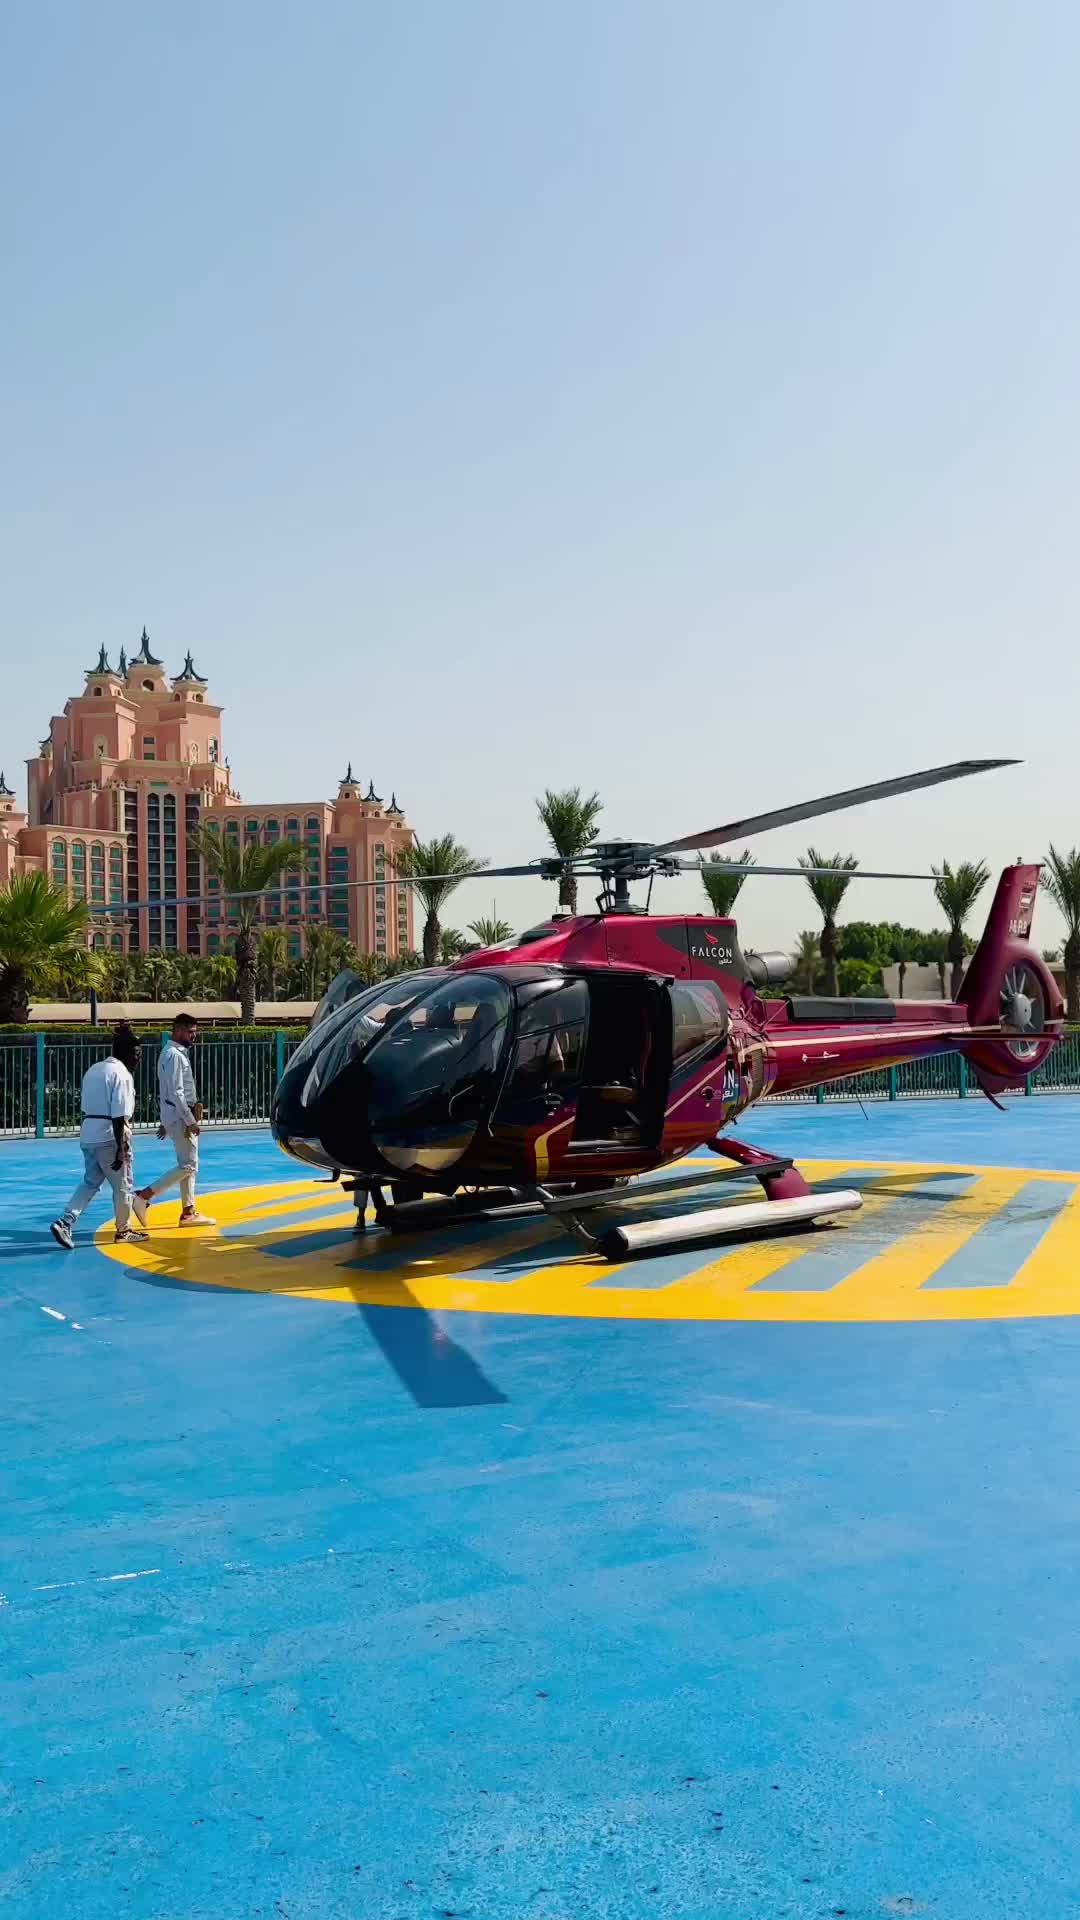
[
  {"x1": 40, "y1": 1306, "x2": 66, "y2": 1321},
  {"x1": 33, "y1": 1568, "x2": 161, "y2": 1592}
]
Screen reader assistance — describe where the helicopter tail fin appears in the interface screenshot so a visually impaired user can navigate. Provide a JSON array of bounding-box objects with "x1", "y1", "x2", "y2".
[{"x1": 956, "y1": 864, "x2": 1063, "y2": 1093}]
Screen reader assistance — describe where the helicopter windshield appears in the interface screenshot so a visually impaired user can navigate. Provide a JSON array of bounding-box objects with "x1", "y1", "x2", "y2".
[
  {"x1": 284, "y1": 970, "x2": 443, "y2": 1101},
  {"x1": 309, "y1": 967, "x2": 375, "y2": 1031},
  {"x1": 362, "y1": 974, "x2": 513, "y2": 1173}
]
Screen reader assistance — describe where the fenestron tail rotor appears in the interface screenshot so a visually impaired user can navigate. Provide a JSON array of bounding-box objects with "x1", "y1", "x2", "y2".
[{"x1": 1000, "y1": 961, "x2": 1047, "y2": 1060}]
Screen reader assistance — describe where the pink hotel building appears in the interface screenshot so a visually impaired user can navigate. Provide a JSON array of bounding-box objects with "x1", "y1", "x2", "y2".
[{"x1": 0, "y1": 631, "x2": 415, "y2": 961}]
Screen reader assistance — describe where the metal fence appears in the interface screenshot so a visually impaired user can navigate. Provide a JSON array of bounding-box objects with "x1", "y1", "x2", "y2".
[
  {"x1": 0, "y1": 1032, "x2": 304, "y2": 1139},
  {"x1": 2, "y1": 1028, "x2": 1080, "y2": 1140}
]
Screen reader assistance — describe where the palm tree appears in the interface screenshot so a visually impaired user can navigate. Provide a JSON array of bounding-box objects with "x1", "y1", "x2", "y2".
[
  {"x1": 101, "y1": 951, "x2": 136, "y2": 1001},
  {"x1": 0, "y1": 873, "x2": 91, "y2": 1024},
  {"x1": 791, "y1": 930, "x2": 821, "y2": 993},
  {"x1": 536, "y1": 788, "x2": 603, "y2": 913},
  {"x1": 933, "y1": 859, "x2": 990, "y2": 999},
  {"x1": 256, "y1": 926, "x2": 287, "y2": 1000},
  {"x1": 300, "y1": 920, "x2": 352, "y2": 1000},
  {"x1": 468, "y1": 915, "x2": 513, "y2": 948},
  {"x1": 206, "y1": 952, "x2": 238, "y2": 999},
  {"x1": 170, "y1": 953, "x2": 205, "y2": 1002},
  {"x1": 141, "y1": 952, "x2": 176, "y2": 1002},
  {"x1": 1041, "y1": 846, "x2": 1080, "y2": 1021},
  {"x1": 799, "y1": 849, "x2": 859, "y2": 996},
  {"x1": 46, "y1": 943, "x2": 103, "y2": 1004},
  {"x1": 188, "y1": 826, "x2": 307, "y2": 1022},
  {"x1": 438, "y1": 928, "x2": 469, "y2": 962},
  {"x1": 394, "y1": 836, "x2": 486, "y2": 966},
  {"x1": 700, "y1": 849, "x2": 754, "y2": 919}
]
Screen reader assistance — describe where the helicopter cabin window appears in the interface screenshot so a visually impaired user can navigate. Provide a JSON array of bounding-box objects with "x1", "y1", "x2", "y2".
[
  {"x1": 670, "y1": 981, "x2": 728, "y2": 1073},
  {"x1": 503, "y1": 980, "x2": 588, "y2": 1116}
]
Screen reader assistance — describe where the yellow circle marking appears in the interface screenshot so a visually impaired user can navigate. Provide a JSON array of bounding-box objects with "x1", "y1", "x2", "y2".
[{"x1": 97, "y1": 1159, "x2": 1080, "y2": 1323}]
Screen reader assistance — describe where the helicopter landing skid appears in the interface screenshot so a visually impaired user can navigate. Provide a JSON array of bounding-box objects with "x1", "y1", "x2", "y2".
[{"x1": 542, "y1": 1150, "x2": 860, "y2": 1261}]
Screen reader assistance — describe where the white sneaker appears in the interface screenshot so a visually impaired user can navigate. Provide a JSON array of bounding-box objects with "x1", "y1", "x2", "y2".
[
  {"x1": 178, "y1": 1210, "x2": 216, "y2": 1228},
  {"x1": 115, "y1": 1226, "x2": 149, "y2": 1244},
  {"x1": 131, "y1": 1190, "x2": 151, "y2": 1228},
  {"x1": 50, "y1": 1219, "x2": 74, "y2": 1250}
]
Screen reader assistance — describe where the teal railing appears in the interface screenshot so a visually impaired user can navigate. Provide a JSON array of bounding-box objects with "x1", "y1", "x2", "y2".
[
  {"x1": 2, "y1": 1028, "x2": 1080, "y2": 1140},
  {"x1": 0, "y1": 1031, "x2": 305, "y2": 1139}
]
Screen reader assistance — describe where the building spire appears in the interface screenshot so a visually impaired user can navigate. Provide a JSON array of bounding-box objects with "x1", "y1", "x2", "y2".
[
  {"x1": 341, "y1": 761, "x2": 355, "y2": 786},
  {"x1": 175, "y1": 650, "x2": 207, "y2": 683},
  {"x1": 387, "y1": 792, "x2": 402, "y2": 815},
  {"x1": 118, "y1": 645, "x2": 128, "y2": 675},
  {"x1": 365, "y1": 779, "x2": 383, "y2": 804},
  {"x1": 135, "y1": 625, "x2": 163, "y2": 667},
  {"x1": 0, "y1": 771, "x2": 13, "y2": 798},
  {"x1": 89, "y1": 644, "x2": 112, "y2": 676}
]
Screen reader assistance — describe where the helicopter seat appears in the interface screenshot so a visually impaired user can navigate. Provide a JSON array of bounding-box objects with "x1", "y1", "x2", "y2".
[{"x1": 573, "y1": 1000, "x2": 652, "y2": 1145}]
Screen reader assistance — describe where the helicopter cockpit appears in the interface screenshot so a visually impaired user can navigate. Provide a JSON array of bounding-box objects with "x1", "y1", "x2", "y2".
[
  {"x1": 272, "y1": 963, "x2": 684, "y2": 1181},
  {"x1": 273, "y1": 969, "x2": 519, "y2": 1175}
]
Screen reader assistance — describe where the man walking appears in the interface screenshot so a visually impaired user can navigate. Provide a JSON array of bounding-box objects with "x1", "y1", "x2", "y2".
[
  {"x1": 133, "y1": 1013, "x2": 216, "y2": 1229},
  {"x1": 51, "y1": 1024, "x2": 148, "y2": 1249}
]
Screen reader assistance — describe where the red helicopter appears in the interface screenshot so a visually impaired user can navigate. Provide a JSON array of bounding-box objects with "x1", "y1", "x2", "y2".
[{"x1": 271, "y1": 760, "x2": 1063, "y2": 1260}]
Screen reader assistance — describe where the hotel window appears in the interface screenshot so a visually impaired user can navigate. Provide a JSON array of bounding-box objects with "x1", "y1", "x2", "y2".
[
  {"x1": 71, "y1": 841, "x2": 86, "y2": 900},
  {"x1": 209, "y1": 739, "x2": 219, "y2": 763},
  {"x1": 306, "y1": 815, "x2": 320, "y2": 832},
  {"x1": 90, "y1": 842, "x2": 105, "y2": 904},
  {"x1": 109, "y1": 846, "x2": 124, "y2": 903},
  {"x1": 95, "y1": 738, "x2": 107, "y2": 758},
  {"x1": 143, "y1": 736, "x2": 156, "y2": 760},
  {"x1": 51, "y1": 839, "x2": 68, "y2": 884},
  {"x1": 286, "y1": 817, "x2": 299, "y2": 833}
]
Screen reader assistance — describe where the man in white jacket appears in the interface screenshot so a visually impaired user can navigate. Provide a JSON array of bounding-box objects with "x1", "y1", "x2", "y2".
[
  {"x1": 51, "y1": 1024, "x2": 150, "y2": 1248},
  {"x1": 133, "y1": 1013, "x2": 215, "y2": 1229}
]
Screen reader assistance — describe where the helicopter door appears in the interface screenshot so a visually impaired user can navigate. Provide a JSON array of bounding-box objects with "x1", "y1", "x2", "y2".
[{"x1": 570, "y1": 976, "x2": 666, "y2": 1150}]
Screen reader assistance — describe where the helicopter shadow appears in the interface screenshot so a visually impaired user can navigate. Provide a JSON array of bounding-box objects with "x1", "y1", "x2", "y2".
[{"x1": 353, "y1": 1299, "x2": 507, "y2": 1410}]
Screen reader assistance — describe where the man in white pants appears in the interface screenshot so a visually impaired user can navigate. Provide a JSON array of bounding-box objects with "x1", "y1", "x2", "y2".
[
  {"x1": 133, "y1": 1013, "x2": 215, "y2": 1229},
  {"x1": 51, "y1": 1024, "x2": 149, "y2": 1249}
]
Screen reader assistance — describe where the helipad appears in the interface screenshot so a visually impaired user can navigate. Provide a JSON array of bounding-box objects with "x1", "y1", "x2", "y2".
[
  {"x1": 101, "y1": 1156, "x2": 1080, "y2": 1323},
  {"x1": 4, "y1": 1099, "x2": 1080, "y2": 1919}
]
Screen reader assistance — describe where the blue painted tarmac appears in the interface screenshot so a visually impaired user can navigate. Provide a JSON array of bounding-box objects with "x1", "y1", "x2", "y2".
[{"x1": 4, "y1": 1100, "x2": 1080, "y2": 1917}]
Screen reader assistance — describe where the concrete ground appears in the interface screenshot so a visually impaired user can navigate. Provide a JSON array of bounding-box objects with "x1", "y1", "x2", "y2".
[{"x1": 3, "y1": 1099, "x2": 1080, "y2": 1919}]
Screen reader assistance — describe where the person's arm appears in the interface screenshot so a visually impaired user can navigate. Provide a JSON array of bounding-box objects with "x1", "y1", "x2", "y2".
[
  {"x1": 162, "y1": 1047, "x2": 197, "y2": 1130},
  {"x1": 109, "y1": 1070, "x2": 134, "y2": 1171}
]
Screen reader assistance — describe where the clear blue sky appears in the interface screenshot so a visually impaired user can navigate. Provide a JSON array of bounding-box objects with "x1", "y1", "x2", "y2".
[{"x1": 3, "y1": 2, "x2": 1079, "y2": 949}]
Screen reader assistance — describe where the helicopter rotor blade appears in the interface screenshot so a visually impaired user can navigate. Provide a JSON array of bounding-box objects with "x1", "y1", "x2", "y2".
[
  {"x1": 667, "y1": 861, "x2": 937, "y2": 880},
  {"x1": 93, "y1": 864, "x2": 545, "y2": 916},
  {"x1": 653, "y1": 759, "x2": 1020, "y2": 856}
]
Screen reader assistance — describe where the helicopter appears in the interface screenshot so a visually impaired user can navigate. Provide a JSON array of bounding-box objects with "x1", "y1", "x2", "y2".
[{"x1": 270, "y1": 760, "x2": 1064, "y2": 1261}]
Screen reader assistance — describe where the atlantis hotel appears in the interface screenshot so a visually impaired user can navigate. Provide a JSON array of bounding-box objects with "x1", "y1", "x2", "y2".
[{"x1": 0, "y1": 631, "x2": 415, "y2": 960}]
